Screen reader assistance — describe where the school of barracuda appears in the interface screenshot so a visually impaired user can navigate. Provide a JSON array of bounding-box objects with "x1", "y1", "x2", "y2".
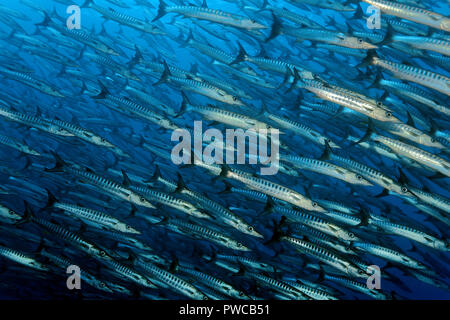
[{"x1": 0, "y1": 0, "x2": 449, "y2": 300}]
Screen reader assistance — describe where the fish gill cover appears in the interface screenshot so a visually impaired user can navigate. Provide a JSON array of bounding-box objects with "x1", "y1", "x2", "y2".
[{"x1": 0, "y1": 0, "x2": 448, "y2": 300}]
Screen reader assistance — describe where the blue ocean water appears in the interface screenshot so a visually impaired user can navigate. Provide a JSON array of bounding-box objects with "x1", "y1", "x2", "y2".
[{"x1": 0, "y1": 0, "x2": 449, "y2": 300}]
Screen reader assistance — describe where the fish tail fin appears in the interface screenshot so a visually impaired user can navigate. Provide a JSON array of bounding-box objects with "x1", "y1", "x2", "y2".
[
  {"x1": 129, "y1": 45, "x2": 143, "y2": 67},
  {"x1": 153, "y1": 60, "x2": 171, "y2": 86},
  {"x1": 318, "y1": 141, "x2": 333, "y2": 161},
  {"x1": 16, "y1": 201, "x2": 34, "y2": 226},
  {"x1": 146, "y1": 164, "x2": 162, "y2": 184},
  {"x1": 230, "y1": 42, "x2": 248, "y2": 65},
  {"x1": 175, "y1": 91, "x2": 190, "y2": 118},
  {"x1": 44, "y1": 152, "x2": 67, "y2": 172},
  {"x1": 92, "y1": 81, "x2": 109, "y2": 99},
  {"x1": 174, "y1": 172, "x2": 187, "y2": 193},
  {"x1": 356, "y1": 49, "x2": 378, "y2": 69},
  {"x1": 35, "y1": 11, "x2": 52, "y2": 27},
  {"x1": 121, "y1": 169, "x2": 132, "y2": 188},
  {"x1": 81, "y1": 0, "x2": 94, "y2": 7},
  {"x1": 152, "y1": 0, "x2": 168, "y2": 22},
  {"x1": 352, "y1": 119, "x2": 375, "y2": 146},
  {"x1": 43, "y1": 188, "x2": 58, "y2": 210},
  {"x1": 265, "y1": 10, "x2": 283, "y2": 42}
]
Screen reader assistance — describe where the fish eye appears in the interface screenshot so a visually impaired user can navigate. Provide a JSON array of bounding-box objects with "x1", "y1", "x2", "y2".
[
  {"x1": 377, "y1": 101, "x2": 383, "y2": 107},
  {"x1": 348, "y1": 233, "x2": 355, "y2": 238},
  {"x1": 248, "y1": 226, "x2": 254, "y2": 232},
  {"x1": 358, "y1": 38, "x2": 363, "y2": 43},
  {"x1": 357, "y1": 175, "x2": 363, "y2": 180},
  {"x1": 385, "y1": 111, "x2": 392, "y2": 117},
  {"x1": 239, "y1": 291, "x2": 244, "y2": 297},
  {"x1": 203, "y1": 296, "x2": 209, "y2": 300},
  {"x1": 9, "y1": 209, "x2": 14, "y2": 214},
  {"x1": 312, "y1": 202, "x2": 318, "y2": 207},
  {"x1": 101, "y1": 138, "x2": 106, "y2": 142},
  {"x1": 100, "y1": 282, "x2": 106, "y2": 288},
  {"x1": 237, "y1": 243, "x2": 242, "y2": 248},
  {"x1": 232, "y1": 96, "x2": 238, "y2": 101},
  {"x1": 430, "y1": 138, "x2": 436, "y2": 143},
  {"x1": 251, "y1": 20, "x2": 256, "y2": 23},
  {"x1": 99, "y1": 250, "x2": 106, "y2": 257},
  {"x1": 140, "y1": 197, "x2": 145, "y2": 202},
  {"x1": 401, "y1": 186, "x2": 408, "y2": 193}
]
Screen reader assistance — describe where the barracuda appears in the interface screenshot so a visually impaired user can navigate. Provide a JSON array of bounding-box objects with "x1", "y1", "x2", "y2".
[
  {"x1": 369, "y1": 215, "x2": 449, "y2": 251},
  {"x1": 285, "y1": 280, "x2": 339, "y2": 300},
  {"x1": 0, "y1": 203, "x2": 22, "y2": 223},
  {"x1": 282, "y1": 236, "x2": 365, "y2": 277},
  {"x1": 351, "y1": 241, "x2": 426, "y2": 270},
  {"x1": 153, "y1": 0, "x2": 267, "y2": 31},
  {"x1": 378, "y1": 79, "x2": 450, "y2": 116},
  {"x1": 248, "y1": 272, "x2": 311, "y2": 300},
  {"x1": 40, "y1": 248, "x2": 114, "y2": 293},
  {"x1": 44, "y1": 189, "x2": 140, "y2": 234},
  {"x1": 270, "y1": 204, "x2": 357, "y2": 241},
  {"x1": 0, "y1": 67, "x2": 64, "y2": 97},
  {"x1": 44, "y1": 154, "x2": 156, "y2": 209},
  {"x1": 175, "y1": 264, "x2": 249, "y2": 299},
  {"x1": 83, "y1": 0, "x2": 165, "y2": 35},
  {"x1": 0, "y1": 105, "x2": 74, "y2": 137},
  {"x1": 363, "y1": 52, "x2": 450, "y2": 96},
  {"x1": 363, "y1": 0, "x2": 450, "y2": 32},
  {"x1": 262, "y1": 104, "x2": 341, "y2": 148},
  {"x1": 281, "y1": 154, "x2": 373, "y2": 186},
  {"x1": 101, "y1": 258, "x2": 158, "y2": 289},
  {"x1": 135, "y1": 259, "x2": 209, "y2": 300},
  {"x1": 0, "y1": 134, "x2": 40, "y2": 156},
  {"x1": 0, "y1": 244, "x2": 48, "y2": 271},
  {"x1": 321, "y1": 273, "x2": 388, "y2": 299},
  {"x1": 153, "y1": 216, "x2": 251, "y2": 251},
  {"x1": 154, "y1": 62, "x2": 245, "y2": 106},
  {"x1": 219, "y1": 165, "x2": 325, "y2": 212},
  {"x1": 174, "y1": 172, "x2": 262, "y2": 237},
  {"x1": 93, "y1": 82, "x2": 179, "y2": 131}
]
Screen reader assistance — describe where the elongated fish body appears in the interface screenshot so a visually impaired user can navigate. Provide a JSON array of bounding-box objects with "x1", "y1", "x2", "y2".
[
  {"x1": 282, "y1": 236, "x2": 364, "y2": 277},
  {"x1": 101, "y1": 259, "x2": 157, "y2": 288},
  {"x1": 135, "y1": 259, "x2": 209, "y2": 299},
  {"x1": 196, "y1": 73, "x2": 252, "y2": 100},
  {"x1": 161, "y1": 217, "x2": 251, "y2": 251},
  {"x1": 248, "y1": 272, "x2": 311, "y2": 300},
  {"x1": 363, "y1": 0, "x2": 450, "y2": 32},
  {"x1": 379, "y1": 79, "x2": 450, "y2": 116},
  {"x1": 273, "y1": 205, "x2": 357, "y2": 241},
  {"x1": 206, "y1": 253, "x2": 274, "y2": 273},
  {"x1": 129, "y1": 185, "x2": 211, "y2": 219},
  {"x1": 0, "y1": 245, "x2": 48, "y2": 271},
  {"x1": 282, "y1": 155, "x2": 373, "y2": 186},
  {"x1": 0, "y1": 106, "x2": 74, "y2": 137},
  {"x1": 52, "y1": 201, "x2": 140, "y2": 234},
  {"x1": 177, "y1": 265, "x2": 248, "y2": 299},
  {"x1": 299, "y1": 80, "x2": 401, "y2": 122},
  {"x1": 284, "y1": 27, "x2": 377, "y2": 49},
  {"x1": 186, "y1": 38, "x2": 235, "y2": 65},
  {"x1": 223, "y1": 167, "x2": 325, "y2": 212},
  {"x1": 392, "y1": 35, "x2": 450, "y2": 56},
  {"x1": 371, "y1": 57, "x2": 450, "y2": 96},
  {"x1": 369, "y1": 216, "x2": 448, "y2": 251},
  {"x1": 351, "y1": 242, "x2": 425, "y2": 270},
  {"x1": 32, "y1": 216, "x2": 113, "y2": 260},
  {"x1": 322, "y1": 274, "x2": 388, "y2": 300},
  {"x1": 285, "y1": 280, "x2": 338, "y2": 300},
  {"x1": 263, "y1": 111, "x2": 341, "y2": 148},
  {"x1": 41, "y1": 249, "x2": 113, "y2": 293},
  {"x1": 175, "y1": 181, "x2": 262, "y2": 237},
  {"x1": 85, "y1": 1, "x2": 164, "y2": 35},
  {"x1": 166, "y1": 76, "x2": 245, "y2": 106},
  {"x1": 184, "y1": 101, "x2": 268, "y2": 130},
  {"x1": 407, "y1": 186, "x2": 450, "y2": 214},
  {"x1": 290, "y1": 0, "x2": 355, "y2": 11},
  {"x1": 374, "y1": 120, "x2": 445, "y2": 149},
  {"x1": 372, "y1": 135, "x2": 450, "y2": 177},
  {"x1": 0, "y1": 134, "x2": 40, "y2": 156},
  {"x1": 154, "y1": 1, "x2": 267, "y2": 31},
  {"x1": 0, "y1": 67, "x2": 64, "y2": 97}
]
